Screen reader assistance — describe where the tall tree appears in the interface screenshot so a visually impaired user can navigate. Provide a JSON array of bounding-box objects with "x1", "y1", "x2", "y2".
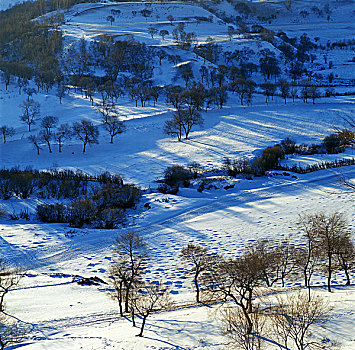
[
  {"x1": 72, "y1": 120, "x2": 99, "y2": 153},
  {"x1": 110, "y1": 232, "x2": 148, "y2": 317},
  {"x1": 19, "y1": 96, "x2": 40, "y2": 132},
  {"x1": 0, "y1": 126, "x2": 15, "y2": 144},
  {"x1": 54, "y1": 123, "x2": 72, "y2": 153},
  {"x1": 96, "y1": 101, "x2": 125, "y2": 143},
  {"x1": 181, "y1": 244, "x2": 210, "y2": 303}
]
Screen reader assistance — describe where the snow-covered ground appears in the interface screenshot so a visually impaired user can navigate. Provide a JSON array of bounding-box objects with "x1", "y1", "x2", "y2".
[{"x1": 1, "y1": 0, "x2": 355, "y2": 349}]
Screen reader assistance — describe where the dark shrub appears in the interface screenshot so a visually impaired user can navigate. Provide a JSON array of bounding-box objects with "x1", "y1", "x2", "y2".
[
  {"x1": 223, "y1": 157, "x2": 252, "y2": 177},
  {"x1": 280, "y1": 137, "x2": 296, "y2": 155},
  {"x1": 157, "y1": 183, "x2": 179, "y2": 195},
  {"x1": 92, "y1": 183, "x2": 140, "y2": 210},
  {"x1": 11, "y1": 173, "x2": 36, "y2": 198},
  {"x1": 36, "y1": 203, "x2": 68, "y2": 223},
  {"x1": 0, "y1": 180, "x2": 13, "y2": 199},
  {"x1": 115, "y1": 185, "x2": 141, "y2": 208},
  {"x1": 260, "y1": 145, "x2": 284, "y2": 170},
  {"x1": 68, "y1": 199, "x2": 97, "y2": 227},
  {"x1": 163, "y1": 165, "x2": 193, "y2": 187},
  {"x1": 323, "y1": 133, "x2": 345, "y2": 154},
  {"x1": 94, "y1": 209, "x2": 125, "y2": 229}
]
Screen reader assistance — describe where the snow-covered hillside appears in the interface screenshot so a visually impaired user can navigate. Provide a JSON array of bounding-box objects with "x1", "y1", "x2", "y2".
[{"x1": 0, "y1": 0, "x2": 29, "y2": 11}]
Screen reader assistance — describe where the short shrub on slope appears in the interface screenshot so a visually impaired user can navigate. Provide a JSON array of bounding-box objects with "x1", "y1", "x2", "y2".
[{"x1": 163, "y1": 165, "x2": 194, "y2": 188}]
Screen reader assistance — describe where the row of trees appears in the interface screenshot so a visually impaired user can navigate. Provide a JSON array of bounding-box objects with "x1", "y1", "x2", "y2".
[
  {"x1": 181, "y1": 212, "x2": 354, "y2": 305},
  {"x1": 7, "y1": 93, "x2": 125, "y2": 153},
  {"x1": 179, "y1": 211, "x2": 354, "y2": 349},
  {"x1": 106, "y1": 211, "x2": 353, "y2": 347}
]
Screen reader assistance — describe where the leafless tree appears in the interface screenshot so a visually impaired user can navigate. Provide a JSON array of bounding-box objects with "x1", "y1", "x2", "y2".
[
  {"x1": 201, "y1": 251, "x2": 263, "y2": 335},
  {"x1": 181, "y1": 244, "x2": 210, "y2": 303},
  {"x1": 0, "y1": 126, "x2": 15, "y2": 144},
  {"x1": 297, "y1": 213, "x2": 323, "y2": 300},
  {"x1": 19, "y1": 96, "x2": 40, "y2": 132},
  {"x1": 41, "y1": 116, "x2": 58, "y2": 135},
  {"x1": 276, "y1": 240, "x2": 299, "y2": 287},
  {"x1": 219, "y1": 305, "x2": 267, "y2": 350},
  {"x1": 110, "y1": 232, "x2": 148, "y2": 319},
  {"x1": 0, "y1": 260, "x2": 23, "y2": 312},
  {"x1": 96, "y1": 101, "x2": 125, "y2": 144},
  {"x1": 54, "y1": 123, "x2": 72, "y2": 153},
  {"x1": 131, "y1": 281, "x2": 173, "y2": 337},
  {"x1": 0, "y1": 314, "x2": 29, "y2": 350},
  {"x1": 164, "y1": 107, "x2": 203, "y2": 141},
  {"x1": 248, "y1": 240, "x2": 282, "y2": 288},
  {"x1": 301, "y1": 212, "x2": 349, "y2": 292},
  {"x1": 278, "y1": 79, "x2": 290, "y2": 104},
  {"x1": 148, "y1": 26, "x2": 158, "y2": 38},
  {"x1": 269, "y1": 290, "x2": 333, "y2": 350},
  {"x1": 39, "y1": 129, "x2": 52, "y2": 153},
  {"x1": 336, "y1": 234, "x2": 355, "y2": 285},
  {"x1": 72, "y1": 120, "x2": 99, "y2": 153},
  {"x1": 159, "y1": 29, "x2": 169, "y2": 40},
  {"x1": 28, "y1": 134, "x2": 41, "y2": 155}
]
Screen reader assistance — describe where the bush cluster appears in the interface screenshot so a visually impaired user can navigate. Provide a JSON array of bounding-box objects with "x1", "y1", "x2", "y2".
[
  {"x1": 36, "y1": 180, "x2": 140, "y2": 228},
  {"x1": 0, "y1": 168, "x2": 124, "y2": 200}
]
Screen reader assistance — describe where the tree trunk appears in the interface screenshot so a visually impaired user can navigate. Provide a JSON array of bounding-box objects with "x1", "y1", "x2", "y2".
[
  {"x1": 194, "y1": 272, "x2": 200, "y2": 303},
  {"x1": 344, "y1": 266, "x2": 351, "y2": 285},
  {"x1": 327, "y1": 254, "x2": 332, "y2": 292},
  {"x1": 132, "y1": 308, "x2": 136, "y2": 327},
  {"x1": 83, "y1": 141, "x2": 87, "y2": 153},
  {"x1": 137, "y1": 315, "x2": 148, "y2": 337}
]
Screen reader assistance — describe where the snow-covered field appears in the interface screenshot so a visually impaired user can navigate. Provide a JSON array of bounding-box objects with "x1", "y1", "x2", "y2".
[{"x1": 1, "y1": 0, "x2": 355, "y2": 349}]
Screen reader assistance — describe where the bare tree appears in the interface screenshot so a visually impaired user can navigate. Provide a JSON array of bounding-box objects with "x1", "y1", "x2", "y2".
[
  {"x1": 131, "y1": 281, "x2": 173, "y2": 337},
  {"x1": 297, "y1": 213, "x2": 322, "y2": 300},
  {"x1": 230, "y1": 78, "x2": 255, "y2": 105},
  {"x1": 276, "y1": 240, "x2": 299, "y2": 287},
  {"x1": 72, "y1": 120, "x2": 99, "y2": 153},
  {"x1": 28, "y1": 134, "x2": 41, "y2": 155},
  {"x1": 110, "y1": 232, "x2": 148, "y2": 318},
  {"x1": 278, "y1": 79, "x2": 290, "y2": 104},
  {"x1": 0, "y1": 314, "x2": 29, "y2": 350},
  {"x1": 167, "y1": 14, "x2": 174, "y2": 25},
  {"x1": 0, "y1": 260, "x2": 22, "y2": 312},
  {"x1": 201, "y1": 252, "x2": 263, "y2": 335},
  {"x1": 181, "y1": 244, "x2": 210, "y2": 303},
  {"x1": 107, "y1": 15, "x2": 115, "y2": 25},
  {"x1": 219, "y1": 305, "x2": 267, "y2": 350},
  {"x1": 302, "y1": 212, "x2": 349, "y2": 292},
  {"x1": 39, "y1": 129, "x2": 53, "y2": 153},
  {"x1": 0, "y1": 126, "x2": 15, "y2": 144},
  {"x1": 159, "y1": 29, "x2": 169, "y2": 40},
  {"x1": 270, "y1": 290, "x2": 333, "y2": 350},
  {"x1": 336, "y1": 234, "x2": 355, "y2": 285},
  {"x1": 148, "y1": 26, "x2": 158, "y2": 39},
  {"x1": 41, "y1": 116, "x2": 58, "y2": 135},
  {"x1": 19, "y1": 96, "x2": 40, "y2": 132},
  {"x1": 54, "y1": 123, "x2": 72, "y2": 153},
  {"x1": 164, "y1": 107, "x2": 203, "y2": 141},
  {"x1": 96, "y1": 101, "x2": 125, "y2": 144},
  {"x1": 56, "y1": 82, "x2": 66, "y2": 104}
]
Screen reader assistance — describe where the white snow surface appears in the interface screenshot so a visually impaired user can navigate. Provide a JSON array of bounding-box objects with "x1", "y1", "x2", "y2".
[{"x1": 1, "y1": 1, "x2": 355, "y2": 349}]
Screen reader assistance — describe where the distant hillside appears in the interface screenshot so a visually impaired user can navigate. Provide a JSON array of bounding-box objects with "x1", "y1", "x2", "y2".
[{"x1": 0, "y1": 0, "x2": 29, "y2": 11}]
